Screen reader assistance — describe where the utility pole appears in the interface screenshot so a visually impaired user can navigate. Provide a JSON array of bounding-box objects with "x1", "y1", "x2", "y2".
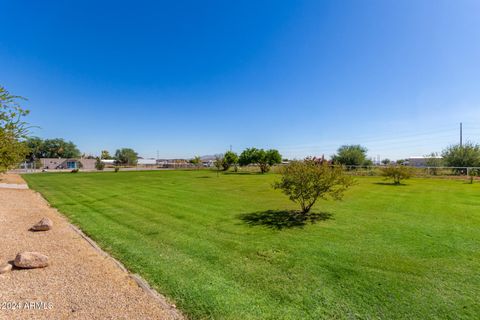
[{"x1": 460, "y1": 122, "x2": 463, "y2": 147}]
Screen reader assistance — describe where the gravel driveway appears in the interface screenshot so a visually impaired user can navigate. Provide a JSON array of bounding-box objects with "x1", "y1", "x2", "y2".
[{"x1": 0, "y1": 174, "x2": 183, "y2": 319}]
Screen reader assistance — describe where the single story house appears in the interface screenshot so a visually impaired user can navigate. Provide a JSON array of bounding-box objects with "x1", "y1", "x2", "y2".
[
  {"x1": 40, "y1": 158, "x2": 96, "y2": 170},
  {"x1": 101, "y1": 159, "x2": 116, "y2": 167},
  {"x1": 137, "y1": 159, "x2": 157, "y2": 167}
]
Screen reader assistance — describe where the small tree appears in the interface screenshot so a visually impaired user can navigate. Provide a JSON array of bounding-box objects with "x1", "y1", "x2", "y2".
[
  {"x1": 424, "y1": 152, "x2": 443, "y2": 175},
  {"x1": 41, "y1": 138, "x2": 81, "y2": 158},
  {"x1": 239, "y1": 148, "x2": 282, "y2": 173},
  {"x1": 213, "y1": 155, "x2": 223, "y2": 176},
  {"x1": 442, "y1": 143, "x2": 480, "y2": 168},
  {"x1": 101, "y1": 150, "x2": 111, "y2": 159},
  {"x1": 332, "y1": 145, "x2": 368, "y2": 167},
  {"x1": 222, "y1": 151, "x2": 238, "y2": 171},
  {"x1": 380, "y1": 165, "x2": 413, "y2": 185},
  {"x1": 95, "y1": 157, "x2": 105, "y2": 170},
  {"x1": 114, "y1": 148, "x2": 138, "y2": 166},
  {"x1": 273, "y1": 160, "x2": 354, "y2": 214},
  {"x1": 381, "y1": 158, "x2": 391, "y2": 165},
  {"x1": 468, "y1": 168, "x2": 479, "y2": 184},
  {"x1": 0, "y1": 86, "x2": 30, "y2": 173},
  {"x1": 189, "y1": 156, "x2": 202, "y2": 169},
  {"x1": 260, "y1": 149, "x2": 282, "y2": 173}
]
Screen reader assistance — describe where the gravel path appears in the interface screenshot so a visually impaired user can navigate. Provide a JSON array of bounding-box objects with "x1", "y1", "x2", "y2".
[{"x1": 0, "y1": 174, "x2": 183, "y2": 320}]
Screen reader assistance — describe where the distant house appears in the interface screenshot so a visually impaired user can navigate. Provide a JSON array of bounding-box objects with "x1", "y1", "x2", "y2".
[
  {"x1": 156, "y1": 159, "x2": 189, "y2": 168},
  {"x1": 40, "y1": 158, "x2": 96, "y2": 170},
  {"x1": 406, "y1": 156, "x2": 443, "y2": 167},
  {"x1": 101, "y1": 159, "x2": 116, "y2": 167},
  {"x1": 137, "y1": 159, "x2": 157, "y2": 167}
]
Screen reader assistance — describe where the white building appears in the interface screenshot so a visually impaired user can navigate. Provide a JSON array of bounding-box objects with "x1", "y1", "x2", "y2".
[{"x1": 406, "y1": 156, "x2": 443, "y2": 167}]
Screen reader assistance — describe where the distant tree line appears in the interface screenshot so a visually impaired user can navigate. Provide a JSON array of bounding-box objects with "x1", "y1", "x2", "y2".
[
  {"x1": 25, "y1": 137, "x2": 81, "y2": 160},
  {"x1": 330, "y1": 143, "x2": 480, "y2": 169},
  {"x1": 213, "y1": 148, "x2": 282, "y2": 174}
]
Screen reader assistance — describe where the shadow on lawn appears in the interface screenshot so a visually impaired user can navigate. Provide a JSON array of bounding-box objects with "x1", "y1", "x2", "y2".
[
  {"x1": 224, "y1": 172, "x2": 263, "y2": 175},
  {"x1": 373, "y1": 182, "x2": 407, "y2": 186},
  {"x1": 239, "y1": 210, "x2": 332, "y2": 230}
]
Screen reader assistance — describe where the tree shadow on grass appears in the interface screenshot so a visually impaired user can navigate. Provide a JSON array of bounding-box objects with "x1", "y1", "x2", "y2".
[
  {"x1": 238, "y1": 210, "x2": 332, "y2": 230},
  {"x1": 224, "y1": 172, "x2": 263, "y2": 175},
  {"x1": 373, "y1": 182, "x2": 408, "y2": 186}
]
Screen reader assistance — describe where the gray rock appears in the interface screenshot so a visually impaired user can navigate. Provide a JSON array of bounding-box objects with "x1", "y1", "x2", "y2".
[
  {"x1": 31, "y1": 217, "x2": 53, "y2": 231},
  {"x1": 14, "y1": 252, "x2": 49, "y2": 269},
  {"x1": 0, "y1": 263, "x2": 12, "y2": 274}
]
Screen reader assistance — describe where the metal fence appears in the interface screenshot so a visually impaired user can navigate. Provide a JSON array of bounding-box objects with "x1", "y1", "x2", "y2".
[
  {"x1": 11, "y1": 161, "x2": 480, "y2": 179},
  {"x1": 343, "y1": 165, "x2": 480, "y2": 177}
]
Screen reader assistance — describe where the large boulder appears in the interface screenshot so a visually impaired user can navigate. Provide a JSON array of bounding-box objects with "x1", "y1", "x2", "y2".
[
  {"x1": 31, "y1": 217, "x2": 53, "y2": 231},
  {"x1": 14, "y1": 252, "x2": 49, "y2": 269},
  {"x1": 0, "y1": 263, "x2": 12, "y2": 274}
]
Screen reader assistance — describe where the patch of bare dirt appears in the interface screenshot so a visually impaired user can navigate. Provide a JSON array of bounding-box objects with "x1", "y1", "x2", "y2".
[{"x1": 0, "y1": 174, "x2": 183, "y2": 320}]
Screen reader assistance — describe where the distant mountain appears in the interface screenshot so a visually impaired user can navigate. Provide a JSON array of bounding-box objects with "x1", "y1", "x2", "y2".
[{"x1": 200, "y1": 155, "x2": 217, "y2": 161}]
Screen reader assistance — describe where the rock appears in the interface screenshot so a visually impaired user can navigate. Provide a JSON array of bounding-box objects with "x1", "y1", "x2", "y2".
[
  {"x1": 14, "y1": 252, "x2": 49, "y2": 269},
  {"x1": 31, "y1": 217, "x2": 53, "y2": 231},
  {"x1": 0, "y1": 263, "x2": 12, "y2": 274}
]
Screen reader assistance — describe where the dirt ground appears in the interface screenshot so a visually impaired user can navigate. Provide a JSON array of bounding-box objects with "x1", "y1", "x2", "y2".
[
  {"x1": 0, "y1": 173, "x2": 26, "y2": 184},
  {"x1": 0, "y1": 174, "x2": 183, "y2": 320}
]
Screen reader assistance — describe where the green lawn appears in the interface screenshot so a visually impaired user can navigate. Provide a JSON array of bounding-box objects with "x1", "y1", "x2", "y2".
[{"x1": 23, "y1": 170, "x2": 480, "y2": 319}]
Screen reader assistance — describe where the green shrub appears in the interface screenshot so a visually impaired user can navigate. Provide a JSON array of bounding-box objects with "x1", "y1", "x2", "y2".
[
  {"x1": 380, "y1": 165, "x2": 413, "y2": 185},
  {"x1": 273, "y1": 159, "x2": 354, "y2": 214},
  {"x1": 95, "y1": 157, "x2": 105, "y2": 170}
]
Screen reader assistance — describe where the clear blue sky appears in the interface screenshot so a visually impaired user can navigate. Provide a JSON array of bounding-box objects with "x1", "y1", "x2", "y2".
[{"x1": 1, "y1": 0, "x2": 480, "y2": 160}]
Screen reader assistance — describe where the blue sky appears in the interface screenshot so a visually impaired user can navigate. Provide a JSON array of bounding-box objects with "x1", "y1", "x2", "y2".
[{"x1": 1, "y1": 0, "x2": 480, "y2": 160}]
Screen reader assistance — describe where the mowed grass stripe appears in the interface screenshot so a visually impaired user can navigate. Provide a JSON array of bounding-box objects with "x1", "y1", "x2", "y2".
[{"x1": 23, "y1": 170, "x2": 480, "y2": 319}]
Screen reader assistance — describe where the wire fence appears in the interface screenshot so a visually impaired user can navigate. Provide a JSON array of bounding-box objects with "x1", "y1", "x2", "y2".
[
  {"x1": 11, "y1": 161, "x2": 480, "y2": 180},
  {"x1": 342, "y1": 165, "x2": 480, "y2": 178}
]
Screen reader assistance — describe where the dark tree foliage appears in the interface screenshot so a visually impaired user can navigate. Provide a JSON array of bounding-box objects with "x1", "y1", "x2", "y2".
[
  {"x1": 239, "y1": 148, "x2": 282, "y2": 173},
  {"x1": 222, "y1": 151, "x2": 238, "y2": 171},
  {"x1": 332, "y1": 145, "x2": 368, "y2": 166},
  {"x1": 26, "y1": 137, "x2": 81, "y2": 159},
  {"x1": 114, "y1": 148, "x2": 138, "y2": 166},
  {"x1": 442, "y1": 143, "x2": 480, "y2": 168}
]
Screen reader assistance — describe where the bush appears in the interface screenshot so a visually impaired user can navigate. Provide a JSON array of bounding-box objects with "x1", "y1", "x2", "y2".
[
  {"x1": 95, "y1": 157, "x2": 105, "y2": 170},
  {"x1": 114, "y1": 166, "x2": 120, "y2": 173},
  {"x1": 273, "y1": 159, "x2": 354, "y2": 214},
  {"x1": 222, "y1": 151, "x2": 238, "y2": 171},
  {"x1": 380, "y1": 165, "x2": 413, "y2": 185},
  {"x1": 442, "y1": 143, "x2": 480, "y2": 168},
  {"x1": 71, "y1": 168, "x2": 79, "y2": 173},
  {"x1": 468, "y1": 168, "x2": 479, "y2": 184}
]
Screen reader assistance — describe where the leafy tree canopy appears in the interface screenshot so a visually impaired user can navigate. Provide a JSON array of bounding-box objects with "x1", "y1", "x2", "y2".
[
  {"x1": 101, "y1": 150, "x2": 112, "y2": 159},
  {"x1": 222, "y1": 151, "x2": 238, "y2": 171},
  {"x1": 239, "y1": 148, "x2": 282, "y2": 173},
  {"x1": 332, "y1": 145, "x2": 368, "y2": 166},
  {"x1": 380, "y1": 165, "x2": 413, "y2": 185},
  {"x1": 115, "y1": 148, "x2": 138, "y2": 166},
  {"x1": 189, "y1": 156, "x2": 202, "y2": 169},
  {"x1": 274, "y1": 159, "x2": 354, "y2": 214},
  {"x1": 26, "y1": 137, "x2": 81, "y2": 159},
  {"x1": 441, "y1": 143, "x2": 480, "y2": 168}
]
